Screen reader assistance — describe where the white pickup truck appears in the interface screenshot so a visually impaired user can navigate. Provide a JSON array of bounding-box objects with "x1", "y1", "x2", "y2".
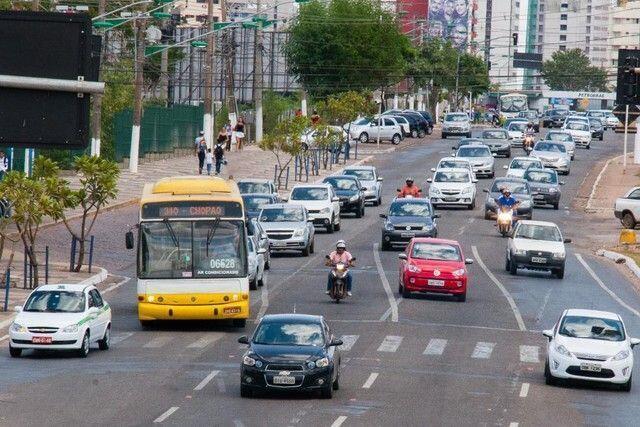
[{"x1": 614, "y1": 186, "x2": 640, "y2": 228}]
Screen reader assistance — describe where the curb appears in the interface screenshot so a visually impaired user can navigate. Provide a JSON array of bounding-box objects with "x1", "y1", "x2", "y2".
[
  {"x1": 597, "y1": 249, "x2": 640, "y2": 279},
  {"x1": 585, "y1": 154, "x2": 622, "y2": 213}
]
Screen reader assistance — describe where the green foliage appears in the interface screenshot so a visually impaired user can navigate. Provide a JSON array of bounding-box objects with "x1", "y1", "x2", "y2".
[
  {"x1": 263, "y1": 91, "x2": 297, "y2": 133},
  {"x1": 100, "y1": 60, "x2": 135, "y2": 161},
  {"x1": 285, "y1": 0, "x2": 414, "y2": 96},
  {"x1": 144, "y1": 48, "x2": 185, "y2": 88},
  {"x1": 259, "y1": 116, "x2": 311, "y2": 186},
  {"x1": 541, "y1": 49, "x2": 609, "y2": 91},
  {"x1": 315, "y1": 91, "x2": 376, "y2": 125}
]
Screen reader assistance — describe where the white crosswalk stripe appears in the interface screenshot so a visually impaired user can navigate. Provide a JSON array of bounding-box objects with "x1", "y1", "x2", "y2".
[
  {"x1": 144, "y1": 336, "x2": 173, "y2": 348},
  {"x1": 519, "y1": 345, "x2": 539, "y2": 363},
  {"x1": 377, "y1": 335, "x2": 403, "y2": 353},
  {"x1": 471, "y1": 342, "x2": 495, "y2": 359},
  {"x1": 338, "y1": 335, "x2": 359, "y2": 352},
  {"x1": 187, "y1": 333, "x2": 224, "y2": 349},
  {"x1": 423, "y1": 339, "x2": 447, "y2": 356},
  {"x1": 110, "y1": 332, "x2": 134, "y2": 346}
]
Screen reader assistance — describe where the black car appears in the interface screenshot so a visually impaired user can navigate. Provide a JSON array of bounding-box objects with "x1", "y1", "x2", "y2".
[
  {"x1": 480, "y1": 129, "x2": 511, "y2": 157},
  {"x1": 380, "y1": 198, "x2": 439, "y2": 250},
  {"x1": 589, "y1": 117, "x2": 604, "y2": 141},
  {"x1": 242, "y1": 193, "x2": 280, "y2": 220},
  {"x1": 541, "y1": 110, "x2": 568, "y2": 128},
  {"x1": 239, "y1": 314, "x2": 342, "y2": 398},
  {"x1": 523, "y1": 168, "x2": 564, "y2": 210},
  {"x1": 483, "y1": 177, "x2": 533, "y2": 220},
  {"x1": 397, "y1": 113, "x2": 428, "y2": 138},
  {"x1": 452, "y1": 137, "x2": 485, "y2": 151},
  {"x1": 413, "y1": 110, "x2": 435, "y2": 134},
  {"x1": 322, "y1": 175, "x2": 365, "y2": 217},
  {"x1": 517, "y1": 110, "x2": 540, "y2": 132}
]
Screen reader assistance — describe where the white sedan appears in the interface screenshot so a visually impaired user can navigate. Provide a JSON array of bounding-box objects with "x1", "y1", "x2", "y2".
[
  {"x1": 544, "y1": 309, "x2": 639, "y2": 391},
  {"x1": 247, "y1": 236, "x2": 267, "y2": 290},
  {"x1": 9, "y1": 284, "x2": 112, "y2": 358}
]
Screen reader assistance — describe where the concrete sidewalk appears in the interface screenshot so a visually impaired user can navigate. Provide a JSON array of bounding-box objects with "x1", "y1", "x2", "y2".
[{"x1": 583, "y1": 153, "x2": 639, "y2": 217}]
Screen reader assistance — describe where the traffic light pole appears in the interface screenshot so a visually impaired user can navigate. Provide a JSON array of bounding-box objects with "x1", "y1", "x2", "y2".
[{"x1": 624, "y1": 104, "x2": 629, "y2": 171}]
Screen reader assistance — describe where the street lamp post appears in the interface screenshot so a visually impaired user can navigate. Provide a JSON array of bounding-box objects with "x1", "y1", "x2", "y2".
[
  {"x1": 130, "y1": 8, "x2": 148, "y2": 174},
  {"x1": 254, "y1": 0, "x2": 264, "y2": 144},
  {"x1": 203, "y1": 0, "x2": 216, "y2": 149}
]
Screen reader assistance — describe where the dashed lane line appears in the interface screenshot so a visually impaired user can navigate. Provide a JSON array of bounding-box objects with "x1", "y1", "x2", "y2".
[
  {"x1": 330, "y1": 416, "x2": 348, "y2": 427},
  {"x1": 423, "y1": 338, "x2": 447, "y2": 356},
  {"x1": 255, "y1": 283, "x2": 270, "y2": 323},
  {"x1": 519, "y1": 383, "x2": 530, "y2": 398},
  {"x1": 373, "y1": 243, "x2": 399, "y2": 322},
  {"x1": 509, "y1": 423, "x2": 519, "y2": 427},
  {"x1": 102, "y1": 275, "x2": 131, "y2": 294},
  {"x1": 153, "y1": 407, "x2": 179, "y2": 423},
  {"x1": 362, "y1": 373, "x2": 379, "y2": 389},
  {"x1": 576, "y1": 253, "x2": 640, "y2": 318},
  {"x1": 143, "y1": 336, "x2": 173, "y2": 348},
  {"x1": 187, "y1": 333, "x2": 224, "y2": 349},
  {"x1": 471, "y1": 342, "x2": 495, "y2": 359},
  {"x1": 338, "y1": 335, "x2": 359, "y2": 351},
  {"x1": 377, "y1": 335, "x2": 403, "y2": 352},
  {"x1": 471, "y1": 246, "x2": 527, "y2": 331},
  {"x1": 193, "y1": 370, "x2": 219, "y2": 391},
  {"x1": 110, "y1": 332, "x2": 134, "y2": 346},
  {"x1": 0, "y1": 335, "x2": 8, "y2": 343}
]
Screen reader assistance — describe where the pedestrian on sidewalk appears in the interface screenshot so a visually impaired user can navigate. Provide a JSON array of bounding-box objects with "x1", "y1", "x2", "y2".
[
  {"x1": 234, "y1": 117, "x2": 245, "y2": 150},
  {"x1": 217, "y1": 127, "x2": 228, "y2": 151},
  {"x1": 311, "y1": 110, "x2": 320, "y2": 126},
  {"x1": 205, "y1": 148, "x2": 213, "y2": 175},
  {"x1": 0, "y1": 151, "x2": 8, "y2": 180},
  {"x1": 214, "y1": 141, "x2": 225, "y2": 175},
  {"x1": 225, "y1": 121, "x2": 233, "y2": 151},
  {"x1": 195, "y1": 132, "x2": 208, "y2": 174},
  {"x1": 295, "y1": 108, "x2": 303, "y2": 117}
]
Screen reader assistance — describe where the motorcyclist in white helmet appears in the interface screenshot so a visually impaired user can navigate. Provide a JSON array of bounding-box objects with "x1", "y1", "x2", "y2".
[{"x1": 325, "y1": 240, "x2": 355, "y2": 296}]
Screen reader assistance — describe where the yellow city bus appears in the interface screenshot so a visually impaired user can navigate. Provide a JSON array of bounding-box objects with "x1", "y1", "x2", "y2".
[{"x1": 127, "y1": 176, "x2": 249, "y2": 327}]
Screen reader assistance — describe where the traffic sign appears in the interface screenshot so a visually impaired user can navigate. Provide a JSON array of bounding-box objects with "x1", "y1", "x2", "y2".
[
  {"x1": 616, "y1": 49, "x2": 640, "y2": 106},
  {"x1": 612, "y1": 104, "x2": 640, "y2": 127}
]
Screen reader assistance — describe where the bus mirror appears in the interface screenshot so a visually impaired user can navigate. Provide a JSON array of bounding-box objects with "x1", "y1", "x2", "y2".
[{"x1": 125, "y1": 231, "x2": 134, "y2": 250}]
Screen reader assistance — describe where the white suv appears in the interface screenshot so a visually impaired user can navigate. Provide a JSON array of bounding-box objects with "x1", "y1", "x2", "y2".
[
  {"x1": 427, "y1": 168, "x2": 478, "y2": 209},
  {"x1": 506, "y1": 220, "x2": 571, "y2": 278},
  {"x1": 287, "y1": 184, "x2": 341, "y2": 233}
]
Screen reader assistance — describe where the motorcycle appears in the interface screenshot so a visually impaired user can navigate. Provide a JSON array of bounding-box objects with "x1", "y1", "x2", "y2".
[
  {"x1": 396, "y1": 188, "x2": 421, "y2": 198},
  {"x1": 496, "y1": 206, "x2": 514, "y2": 237},
  {"x1": 326, "y1": 255, "x2": 355, "y2": 303},
  {"x1": 523, "y1": 132, "x2": 535, "y2": 156}
]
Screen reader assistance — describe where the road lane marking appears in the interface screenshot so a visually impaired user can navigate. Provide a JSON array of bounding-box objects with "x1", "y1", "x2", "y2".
[
  {"x1": 0, "y1": 335, "x2": 8, "y2": 343},
  {"x1": 143, "y1": 336, "x2": 173, "y2": 348},
  {"x1": 331, "y1": 416, "x2": 347, "y2": 427},
  {"x1": 472, "y1": 246, "x2": 527, "y2": 331},
  {"x1": 377, "y1": 335, "x2": 403, "y2": 352},
  {"x1": 423, "y1": 339, "x2": 447, "y2": 356},
  {"x1": 519, "y1": 383, "x2": 530, "y2": 398},
  {"x1": 232, "y1": 420, "x2": 245, "y2": 427},
  {"x1": 193, "y1": 370, "x2": 219, "y2": 391},
  {"x1": 373, "y1": 243, "x2": 399, "y2": 322},
  {"x1": 102, "y1": 276, "x2": 131, "y2": 294},
  {"x1": 338, "y1": 335, "x2": 359, "y2": 351},
  {"x1": 110, "y1": 332, "x2": 134, "y2": 345},
  {"x1": 379, "y1": 297, "x2": 403, "y2": 321},
  {"x1": 255, "y1": 284, "x2": 270, "y2": 323},
  {"x1": 471, "y1": 342, "x2": 495, "y2": 359},
  {"x1": 576, "y1": 254, "x2": 640, "y2": 318},
  {"x1": 509, "y1": 423, "x2": 519, "y2": 427},
  {"x1": 519, "y1": 345, "x2": 539, "y2": 363},
  {"x1": 187, "y1": 333, "x2": 224, "y2": 349},
  {"x1": 362, "y1": 373, "x2": 379, "y2": 389},
  {"x1": 534, "y1": 288, "x2": 553, "y2": 325},
  {"x1": 153, "y1": 407, "x2": 179, "y2": 423}
]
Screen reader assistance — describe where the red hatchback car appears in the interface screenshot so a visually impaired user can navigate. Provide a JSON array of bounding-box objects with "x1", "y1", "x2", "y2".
[{"x1": 398, "y1": 238, "x2": 473, "y2": 302}]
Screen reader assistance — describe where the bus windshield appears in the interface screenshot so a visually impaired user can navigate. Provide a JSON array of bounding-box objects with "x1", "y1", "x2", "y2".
[{"x1": 139, "y1": 220, "x2": 247, "y2": 279}]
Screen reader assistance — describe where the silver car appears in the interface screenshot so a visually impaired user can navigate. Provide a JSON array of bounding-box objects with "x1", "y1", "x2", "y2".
[
  {"x1": 258, "y1": 204, "x2": 315, "y2": 256},
  {"x1": 531, "y1": 141, "x2": 571, "y2": 175},
  {"x1": 454, "y1": 144, "x2": 495, "y2": 178},
  {"x1": 247, "y1": 236, "x2": 266, "y2": 290},
  {"x1": 343, "y1": 165, "x2": 383, "y2": 206},
  {"x1": 441, "y1": 112, "x2": 472, "y2": 138},
  {"x1": 237, "y1": 179, "x2": 279, "y2": 198}
]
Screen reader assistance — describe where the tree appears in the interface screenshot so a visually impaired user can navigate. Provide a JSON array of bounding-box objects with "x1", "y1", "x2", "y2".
[
  {"x1": 100, "y1": 60, "x2": 135, "y2": 161},
  {"x1": 284, "y1": 0, "x2": 414, "y2": 97},
  {"x1": 263, "y1": 91, "x2": 298, "y2": 134},
  {"x1": 541, "y1": 49, "x2": 609, "y2": 91},
  {"x1": 259, "y1": 116, "x2": 310, "y2": 187}
]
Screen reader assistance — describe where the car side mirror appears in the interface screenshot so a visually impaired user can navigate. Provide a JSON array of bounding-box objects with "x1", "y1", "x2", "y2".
[
  {"x1": 330, "y1": 338, "x2": 343, "y2": 347},
  {"x1": 377, "y1": 177, "x2": 384, "y2": 182},
  {"x1": 502, "y1": 165, "x2": 508, "y2": 169},
  {"x1": 379, "y1": 213, "x2": 387, "y2": 219},
  {"x1": 631, "y1": 338, "x2": 640, "y2": 348},
  {"x1": 14, "y1": 305, "x2": 22, "y2": 313},
  {"x1": 451, "y1": 153, "x2": 456, "y2": 157},
  {"x1": 465, "y1": 258, "x2": 474, "y2": 265},
  {"x1": 559, "y1": 181, "x2": 565, "y2": 185},
  {"x1": 238, "y1": 336, "x2": 249, "y2": 345},
  {"x1": 433, "y1": 214, "x2": 440, "y2": 219},
  {"x1": 426, "y1": 178, "x2": 433, "y2": 183},
  {"x1": 331, "y1": 197, "x2": 340, "y2": 202},
  {"x1": 261, "y1": 233, "x2": 268, "y2": 240},
  {"x1": 257, "y1": 248, "x2": 267, "y2": 254},
  {"x1": 398, "y1": 253, "x2": 408, "y2": 260},
  {"x1": 492, "y1": 153, "x2": 497, "y2": 157},
  {"x1": 430, "y1": 168, "x2": 436, "y2": 172},
  {"x1": 542, "y1": 329, "x2": 553, "y2": 341},
  {"x1": 472, "y1": 179, "x2": 478, "y2": 183},
  {"x1": 564, "y1": 238, "x2": 572, "y2": 243},
  {"x1": 125, "y1": 231, "x2": 134, "y2": 250},
  {"x1": 361, "y1": 187, "x2": 367, "y2": 191},
  {"x1": 482, "y1": 189, "x2": 489, "y2": 193}
]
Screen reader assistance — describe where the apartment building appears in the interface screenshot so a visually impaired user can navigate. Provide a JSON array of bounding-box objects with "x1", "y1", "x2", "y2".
[{"x1": 607, "y1": 0, "x2": 640, "y2": 82}]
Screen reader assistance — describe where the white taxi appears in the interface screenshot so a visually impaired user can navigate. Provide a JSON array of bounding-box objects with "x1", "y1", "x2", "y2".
[{"x1": 9, "y1": 284, "x2": 112, "y2": 358}]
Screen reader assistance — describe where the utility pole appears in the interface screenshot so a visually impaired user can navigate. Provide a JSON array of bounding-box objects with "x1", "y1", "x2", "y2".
[
  {"x1": 221, "y1": 0, "x2": 237, "y2": 119},
  {"x1": 130, "y1": 7, "x2": 147, "y2": 174},
  {"x1": 159, "y1": 0, "x2": 170, "y2": 103},
  {"x1": 31, "y1": 0, "x2": 39, "y2": 11},
  {"x1": 254, "y1": 0, "x2": 263, "y2": 143},
  {"x1": 203, "y1": 0, "x2": 215, "y2": 148},
  {"x1": 91, "y1": 0, "x2": 107, "y2": 157}
]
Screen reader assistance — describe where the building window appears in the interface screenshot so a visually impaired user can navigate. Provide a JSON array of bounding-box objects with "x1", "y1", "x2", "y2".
[
  {"x1": 560, "y1": 35, "x2": 566, "y2": 41},
  {"x1": 560, "y1": 14, "x2": 567, "y2": 20},
  {"x1": 539, "y1": 24, "x2": 543, "y2": 32},
  {"x1": 538, "y1": 35, "x2": 543, "y2": 42},
  {"x1": 560, "y1": 24, "x2": 567, "y2": 31},
  {"x1": 539, "y1": 4, "x2": 545, "y2": 12},
  {"x1": 559, "y1": 45, "x2": 566, "y2": 51}
]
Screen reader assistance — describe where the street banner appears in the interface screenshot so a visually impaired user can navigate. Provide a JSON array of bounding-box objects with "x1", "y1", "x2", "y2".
[{"x1": 428, "y1": 0, "x2": 469, "y2": 49}]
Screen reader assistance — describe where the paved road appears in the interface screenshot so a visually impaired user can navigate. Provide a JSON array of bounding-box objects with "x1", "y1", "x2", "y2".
[{"x1": 1, "y1": 130, "x2": 639, "y2": 427}]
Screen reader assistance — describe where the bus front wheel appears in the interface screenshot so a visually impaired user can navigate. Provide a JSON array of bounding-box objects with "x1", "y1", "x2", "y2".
[{"x1": 233, "y1": 319, "x2": 247, "y2": 328}]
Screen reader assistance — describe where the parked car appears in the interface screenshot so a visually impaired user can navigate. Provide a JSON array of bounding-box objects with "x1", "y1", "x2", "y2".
[
  {"x1": 301, "y1": 126, "x2": 347, "y2": 150},
  {"x1": 541, "y1": 109, "x2": 569, "y2": 128},
  {"x1": 481, "y1": 129, "x2": 511, "y2": 157},
  {"x1": 427, "y1": 168, "x2": 478, "y2": 209},
  {"x1": 543, "y1": 131, "x2": 576, "y2": 160},
  {"x1": 258, "y1": 203, "x2": 315, "y2": 256},
  {"x1": 530, "y1": 141, "x2": 571, "y2": 175},
  {"x1": 287, "y1": 184, "x2": 341, "y2": 232},
  {"x1": 322, "y1": 175, "x2": 366, "y2": 218},
  {"x1": 454, "y1": 144, "x2": 495, "y2": 178},
  {"x1": 242, "y1": 194, "x2": 280, "y2": 220},
  {"x1": 441, "y1": 112, "x2": 472, "y2": 138},
  {"x1": 380, "y1": 198, "x2": 439, "y2": 250},
  {"x1": 383, "y1": 114, "x2": 411, "y2": 137},
  {"x1": 589, "y1": 117, "x2": 605, "y2": 141},
  {"x1": 398, "y1": 238, "x2": 473, "y2": 301},
  {"x1": 523, "y1": 168, "x2": 564, "y2": 210},
  {"x1": 505, "y1": 220, "x2": 570, "y2": 278},
  {"x1": 517, "y1": 110, "x2": 540, "y2": 131},
  {"x1": 614, "y1": 186, "x2": 640, "y2": 229},
  {"x1": 247, "y1": 218, "x2": 271, "y2": 269},
  {"x1": 504, "y1": 156, "x2": 544, "y2": 179},
  {"x1": 400, "y1": 111, "x2": 430, "y2": 137},
  {"x1": 483, "y1": 177, "x2": 533, "y2": 220},
  {"x1": 247, "y1": 236, "x2": 267, "y2": 290},
  {"x1": 562, "y1": 121, "x2": 592, "y2": 149},
  {"x1": 543, "y1": 309, "x2": 638, "y2": 391},
  {"x1": 413, "y1": 110, "x2": 435, "y2": 134},
  {"x1": 237, "y1": 179, "x2": 279, "y2": 197},
  {"x1": 348, "y1": 117, "x2": 402, "y2": 144},
  {"x1": 397, "y1": 113, "x2": 428, "y2": 138},
  {"x1": 238, "y1": 314, "x2": 342, "y2": 398},
  {"x1": 343, "y1": 165, "x2": 383, "y2": 206}
]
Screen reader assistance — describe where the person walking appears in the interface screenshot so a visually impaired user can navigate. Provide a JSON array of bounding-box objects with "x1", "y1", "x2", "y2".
[
  {"x1": 0, "y1": 151, "x2": 8, "y2": 180},
  {"x1": 205, "y1": 148, "x2": 213, "y2": 176},
  {"x1": 195, "y1": 132, "x2": 208, "y2": 174},
  {"x1": 234, "y1": 117, "x2": 245, "y2": 150},
  {"x1": 214, "y1": 140, "x2": 225, "y2": 175},
  {"x1": 311, "y1": 110, "x2": 320, "y2": 126},
  {"x1": 225, "y1": 121, "x2": 233, "y2": 151}
]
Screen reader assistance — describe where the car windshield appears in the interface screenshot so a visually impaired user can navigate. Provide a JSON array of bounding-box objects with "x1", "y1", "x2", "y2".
[
  {"x1": 590, "y1": 118, "x2": 602, "y2": 126},
  {"x1": 445, "y1": 114, "x2": 468, "y2": 122},
  {"x1": 546, "y1": 133, "x2": 572, "y2": 142},
  {"x1": 534, "y1": 142, "x2": 566, "y2": 153},
  {"x1": 290, "y1": 187, "x2": 328, "y2": 201},
  {"x1": 139, "y1": 220, "x2": 247, "y2": 279},
  {"x1": 344, "y1": 169, "x2": 374, "y2": 181},
  {"x1": 389, "y1": 202, "x2": 432, "y2": 217},
  {"x1": 458, "y1": 147, "x2": 491, "y2": 157},
  {"x1": 588, "y1": 111, "x2": 605, "y2": 117},
  {"x1": 525, "y1": 171, "x2": 557, "y2": 183},
  {"x1": 259, "y1": 207, "x2": 304, "y2": 222},
  {"x1": 514, "y1": 224, "x2": 562, "y2": 241},
  {"x1": 509, "y1": 122, "x2": 527, "y2": 131},
  {"x1": 242, "y1": 195, "x2": 273, "y2": 211},
  {"x1": 491, "y1": 181, "x2": 529, "y2": 195},
  {"x1": 567, "y1": 122, "x2": 588, "y2": 131},
  {"x1": 325, "y1": 178, "x2": 358, "y2": 191},
  {"x1": 253, "y1": 322, "x2": 324, "y2": 346},
  {"x1": 439, "y1": 160, "x2": 468, "y2": 169},
  {"x1": 459, "y1": 139, "x2": 482, "y2": 147},
  {"x1": 434, "y1": 171, "x2": 470, "y2": 183},
  {"x1": 354, "y1": 118, "x2": 370, "y2": 125},
  {"x1": 521, "y1": 111, "x2": 537, "y2": 118},
  {"x1": 411, "y1": 243, "x2": 461, "y2": 261},
  {"x1": 483, "y1": 131, "x2": 508, "y2": 139},
  {"x1": 559, "y1": 315, "x2": 625, "y2": 342},
  {"x1": 23, "y1": 291, "x2": 85, "y2": 313},
  {"x1": 238, "y1": 182, "x2": 271, "y2": 194},
  {"x1": 510, "y1": 159, "x2": 541, "y2": 169}
]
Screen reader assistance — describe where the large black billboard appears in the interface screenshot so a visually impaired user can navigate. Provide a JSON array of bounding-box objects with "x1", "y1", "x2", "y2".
[{"x1": 0, "y1": 11, "x2": 99, "y2": 149}]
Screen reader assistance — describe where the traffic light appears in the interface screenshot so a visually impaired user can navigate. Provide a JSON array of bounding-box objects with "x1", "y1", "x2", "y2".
[
  {"x1": 512, "y1": 32, "x2": 518, "y2": 46},
  {"x1": 616, "y1": 49, "x2": 640, "y2": 105}
]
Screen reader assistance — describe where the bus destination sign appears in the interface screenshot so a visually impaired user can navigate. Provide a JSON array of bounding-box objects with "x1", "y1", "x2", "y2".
[{"x1": 142, "y1": 201, "x2": 243, "y2": 219}]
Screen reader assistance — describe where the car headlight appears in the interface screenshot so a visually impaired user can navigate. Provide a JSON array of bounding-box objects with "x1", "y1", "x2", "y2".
[
  {"x1": 559, "y1": 159, "x2": 569, "y2": 165},
  {"x1": 514, "y1": 249, "x2": 527, "y2": 256},
  {"x1": 385, "y1": 222, "x2": 394, "y2": 231},
  {"x1": 549, "y1": 187, "x2": 558, "y2": 193},
  {"x1": 320, "y1": 207, "x2": 331, "y2": 214},
  {"x1": 462, "y1": 186, "x2": 473, "y2": 194},
  {"x1": 10, "y1": 322, "x2": 26, "y2": 333},
  {"x1": 62, "y1": 324, "x2": 79, "y2": 333},
  {"x1": 452, "y1": 268, "x2": 466, "y2": 277},
  {"x1": 306, "y1": 361, "x2": 316, "y2": 369},
  {"x1": 349, "y1": 195, "x2": 359, "y2": 202},
  {"x1": 406, "y1": 263, "x2": 421, "y2": 273},
  {"x1": 555, "y1": 345, "x2": 572, "y2": 357},
  {"x1": 430, "y1": 187, "x2": 441, "y2": 196},
  {"x1": 552, "y1": 252, "x2": 565, "y2": 259},
  {"x1": 315, "y1": 357, "x2": 330, "y2": 368},
  {"x1": 422, "y1": 224, "x2": 434, "y2": 231},
  {"x1": 293, "y1": 228, "x2": 305, "y2": 237},
  {"x1": 244, "y1": 355, "x2": 260, "y2": 367},
  {"x1": 519, "y1": 200, "x2": 531, "y2": 208},
  {"x1": 613, "y1": 350, "x2": 630, "y2": 361},
  {"x1": 487, "y1": 197, "x2": 497, "y2": 206}
]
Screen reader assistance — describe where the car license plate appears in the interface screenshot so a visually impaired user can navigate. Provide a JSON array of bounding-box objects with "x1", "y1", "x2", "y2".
[
  {"x1": 223, "y1": 307, "x2": 241, "y2": 315},
  {"x1": 428, "y1": 279, "x2": 445, "y2": 287},
  {"x1": 580, "y1": 363, "x2": 602, "y2": 372},
  {"x1": 32, "y1": 336, "x2": 52, "y2": 344},
  {"x1": 273, "y1": 375, "x2": 296, "y2": 385},
  {"x1": 271, "y1": 241, "x2": 286, "y2": 247},
  {"x1": 531, "y1": 257, "x2": 547, "y2": 264},
  {"x1": 534, "y1": 194, "x2": 545, "y2": 200},
  {"x1": 401, "y1": 232, "x2": 415, "y2": 238},
  {"x1": 444, "y1": 197, "x2": 458, "y2": 202}
]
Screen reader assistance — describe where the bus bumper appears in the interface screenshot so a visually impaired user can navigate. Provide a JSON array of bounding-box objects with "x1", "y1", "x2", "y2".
[{"x1": 138, "y1": 300, "x2": 249, "y2": 321}]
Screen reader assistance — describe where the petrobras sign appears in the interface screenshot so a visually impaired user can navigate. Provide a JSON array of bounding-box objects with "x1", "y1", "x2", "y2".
[{"x1": 543, "y1": 90, "x2": 616, "y2": 101}]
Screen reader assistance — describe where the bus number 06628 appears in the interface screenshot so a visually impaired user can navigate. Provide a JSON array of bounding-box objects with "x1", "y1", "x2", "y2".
[{"x1": 210, "y1": 258, "x2": 236, "y2": 269}]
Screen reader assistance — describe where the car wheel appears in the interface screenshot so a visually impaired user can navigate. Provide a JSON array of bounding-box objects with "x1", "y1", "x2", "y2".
[
  {"x1": 398, "y1": 281, "x2": 403, "y2": 295},
  {"x1": 621, "y1": 374, "x2": 632, "y2": 392},
  {"x1": 544, "y1": 359, "x2": 557, "y2": 386},
  {"x1": 332, "y1": 372, "x2": 340, "y2": 390},
  {"x1": 139, "y1": 320, "x2": 154, "y2": 329},
  {"x1": 378, "y1": 196, "x2": 382, "y2": 205},
  {"x1": 301, "y1": 244, "x2": 310, "y2": 257},
  {"x1": 456, "y1": 293, "x2": 466, "y2": 302},
  {"x1": 555, "y1": 267, "x2": 565, "y2": 279},
  {"x1": 98, "y1": 324, "x2": 111, "y2": 350},
  {"x1": 553, "y1": 202, "x2": 559, "y2": 210},
  {"x1": 468, "y1": 199, "x2": 475, "y2": 210},
  {"x1": 249, "y1": 279, "x2": 258, "y2": 290},
  {"x1": 411, "y1": 129, "x2": 418, "y2": 138},
  {"x1": 233, "y1": 319, "x2": 247, "y2": 328},
  {"x1": 418, "y1": 130, "x2": 426, "y2": 138},
  {"x1": 489, "y1": 172, "x2": 495, "y2": 178},
  {"x1": 355, "y1": 206, "x2": 362, "y2": 218},
  {"x1": 571, "y1": 155, "x2": 574, "y2": 160},
  {"x1": 600, "y1": 135, "x2": 604, "y2": 141},
  {"x1": 441, "y1": 133, "x2": 447, "y2": 139},
  {"x1": 359, "y1": 133, "x2": 369, "y2": 143},
  {"x1": 310, "y1": 239, "x2": 315, "y2": 254},
  {"x1": 321, "y1": 384, "x2": 333, "y2": 399},
  {"x1": 509, "y1": 255, "x2": 518, "y2": 275},
  {"x1": 623, "y1": 212, "x2": 637, "y2": 229},
  {"x1": 334, "y1": 220, "x2": 341, "y2": 232},
  {"x1": 505, "y1": 256, "x2": 511, "y2": 272},
  {"x1": 240, "y1": 385, "x2": 253, "y2": 398},
  {"x1": 381, "y1": 240, "x2": 391, "y2": 251},
  {"x1": 392, "y1": 134, "x2": 401, "y2": 145},
  {"x1": 506, "y1": 149, "x2": 511, "y2": 158},
  {"x1": 402, "y1": 285, "x2": 411, "y2": 298},
  {"x1": 586, "y1": 144, "x2": 591, "y2": 150},
  {"x1": 9, "y1": 345, "x2": 21, "y2": 358},
  {"x1": 327, "y1": 217, "x2": 335, "y2": 233},
  {"x1": 77, "y1": 331, "x2": 90, "y2": 358},
  {"x1": 466, "y1": 132, "x2": 472, "y2": 138}
]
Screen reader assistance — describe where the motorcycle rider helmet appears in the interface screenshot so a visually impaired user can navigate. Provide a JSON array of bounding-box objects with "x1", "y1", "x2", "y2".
[
  {"x1": 503, "y1": 189, "x2": 511, "y2": 197},
  {"x1": 406, "y1": 177, "x2": 414, "y2": 184},
  {"x1": 336, "y1": 240, "x2": 346, "y2": 250}
]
